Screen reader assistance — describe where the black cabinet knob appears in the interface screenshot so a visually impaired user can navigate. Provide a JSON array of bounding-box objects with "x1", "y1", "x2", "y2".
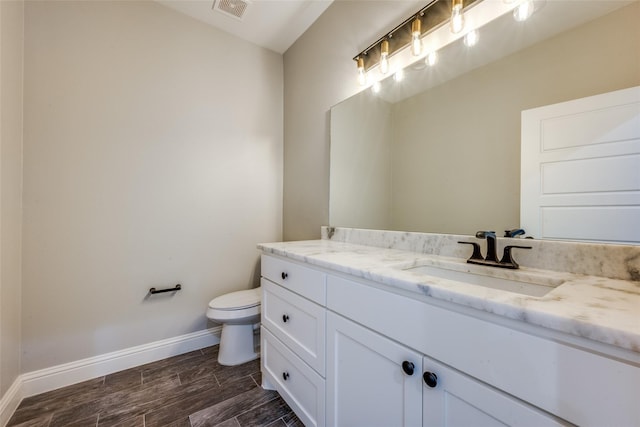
[
  {"x1": 282, "y1": 314, "x2": 290, "y2": 323},
  {"x1": 401, "y1": 361, "x2": 415, "y2": 376},
  {"x1": 281, "y1": 272, "x2": 288, "y2": 280},
  {"x1": 423, "y1": 371, "x2": 438, "y2": 388},
  {"x1": 282, "y1": 372, "x2": 290, "y2": 381}
]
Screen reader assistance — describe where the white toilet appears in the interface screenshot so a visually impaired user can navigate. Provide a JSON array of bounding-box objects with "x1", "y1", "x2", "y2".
[{"x1": 206, "y1": 287, "x2": 261, "y2": 366}]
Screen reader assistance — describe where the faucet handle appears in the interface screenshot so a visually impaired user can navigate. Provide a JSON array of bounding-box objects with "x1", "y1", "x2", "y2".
[
  {"x1": 504, "y1": 228, "x2": 525, "y2": 238},
  {"x1": 476, "y1": 231, "x2": 496, "y2": 239},
  {"x1": 458, "y1": 241, "x2": 483, "y2": 261},
  {"x1": 500, "y1": 245, "x2": 532, "y2": 269}
]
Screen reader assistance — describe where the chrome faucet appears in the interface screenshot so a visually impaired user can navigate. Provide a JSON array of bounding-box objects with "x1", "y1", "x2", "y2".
[{"x1": 458, "y1": 230, "x2": 532, "y2": 269}]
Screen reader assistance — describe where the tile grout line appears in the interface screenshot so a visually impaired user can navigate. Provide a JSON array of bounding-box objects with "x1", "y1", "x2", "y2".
[
  {"x1": 213, "y1": 373, "x2": 222, "y2": 388},
  {"x1": 250, "y1": 375, "x2": 260, "y2": 388},
  {"x1": 283, "y1": 412, "x2": 297, "y2": 427}
]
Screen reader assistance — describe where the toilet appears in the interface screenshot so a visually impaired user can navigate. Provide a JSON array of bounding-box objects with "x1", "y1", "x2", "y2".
[{"x1": 206, "y1": 287, "x2": 261, "y2": 366}]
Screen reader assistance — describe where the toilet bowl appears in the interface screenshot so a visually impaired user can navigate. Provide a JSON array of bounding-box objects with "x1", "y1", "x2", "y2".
[{"x1": 206, "y1": 287, "x2": 261, "y2": 366}]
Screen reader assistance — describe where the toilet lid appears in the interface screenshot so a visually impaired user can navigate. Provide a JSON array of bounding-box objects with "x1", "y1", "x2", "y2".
[{"x1": 208, "y1": 287, "x2": 261, "y2": 310}]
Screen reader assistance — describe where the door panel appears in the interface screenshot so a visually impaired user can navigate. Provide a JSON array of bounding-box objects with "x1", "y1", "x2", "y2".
[{"x1": 326, "y1": 312, "x2": 422, "y2": 427}]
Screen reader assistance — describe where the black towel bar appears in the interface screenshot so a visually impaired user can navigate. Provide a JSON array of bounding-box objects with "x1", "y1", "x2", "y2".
[{"x1": 149, "y1": 284, "x2": 182, "y2": 294}]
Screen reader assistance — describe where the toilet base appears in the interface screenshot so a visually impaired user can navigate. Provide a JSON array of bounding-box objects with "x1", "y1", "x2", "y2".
[{"x1": 218, "y1": 323, "x2": 259, "y2": 366}]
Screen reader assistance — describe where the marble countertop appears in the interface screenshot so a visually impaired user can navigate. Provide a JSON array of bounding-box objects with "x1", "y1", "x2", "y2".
[{"x1": 258, "y1": 239, "x2": 640, "y2": 354}]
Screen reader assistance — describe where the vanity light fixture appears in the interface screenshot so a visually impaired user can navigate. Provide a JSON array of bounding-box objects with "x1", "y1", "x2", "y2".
[
  {"x1": 380, "y1": 39, "x2": 390, "y2": 74},
  {"x1": 371, "y1": 81, "x2": 382, "y2": 93},
  {"x1": 464, "y1": 29, "x2": 479, "y2": 47},
  {"x1": 352, "y1": 0, "x2": 480, "y2": 85},
  {"x1": 450, "y1": 0, "x2": 465, "y2": 33}
]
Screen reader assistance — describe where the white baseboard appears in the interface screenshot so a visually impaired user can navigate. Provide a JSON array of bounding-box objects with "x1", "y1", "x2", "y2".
[
  {"x1": 0, "y1": 377, "x2": 23, "y2": 427},
  {"x1": 0, "y1": 326, "x2": 221, "y2": 427}
]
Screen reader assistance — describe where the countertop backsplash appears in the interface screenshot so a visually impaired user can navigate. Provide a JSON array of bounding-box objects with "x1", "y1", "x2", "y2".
[{"x1": 321, "y1": 227, "x2": 640, "y2": 282}]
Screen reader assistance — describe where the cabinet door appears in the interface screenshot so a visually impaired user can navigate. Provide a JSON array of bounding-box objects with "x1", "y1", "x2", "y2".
[
  {"x1": 422, "y1": 356, "x2": 569, "y2": 427},
  {"x1": 327, "y1": 312, "x2": 422, "y2": 427}
]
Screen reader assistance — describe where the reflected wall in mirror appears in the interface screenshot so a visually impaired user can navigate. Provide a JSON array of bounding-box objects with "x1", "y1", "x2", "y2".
[{"x1": 330, "y1": 1, "x2": 640, "y2": 240}]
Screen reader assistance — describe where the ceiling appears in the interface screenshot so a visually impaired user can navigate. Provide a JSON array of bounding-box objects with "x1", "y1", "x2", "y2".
[{"x1": 157, "y1": 0, "x2": 334, "y2": 54}]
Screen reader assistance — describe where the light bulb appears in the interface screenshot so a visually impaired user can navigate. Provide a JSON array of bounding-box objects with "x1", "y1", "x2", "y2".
[
  {"x1": 450, "y1": 0, "x2": 465, "y2": 34},
  {"x1": 371, "y1": 81, "x2": 381, "y2": 93},
  {"x1": 380, "y1": 56, "x2": 389, "y2": 75},
  {"x1": 411, "y1": 18, "x2": 422, "y2": 56},
  {"x1": 464, "y1": 29, "x2": 478, "y2": 47},
  {"x1": 394, "y1": 69, "x2": 404, "y2": 82},
  {"x1": 425, "y1": 51, "x2": 438, "y2": 67},
  {"x1": 514, "y1": 0, "x2": 534, "y2": 22},
  {"x1": 380, "y1": 40, "x2": 390, "y2": 74},
  {"x1": 357, "y1": 57, "x2": 366, "y2": 86}
]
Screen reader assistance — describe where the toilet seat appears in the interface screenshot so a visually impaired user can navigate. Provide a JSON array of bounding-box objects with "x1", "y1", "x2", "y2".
[
  {"x1": 208, "y1": 288, "x2": 261, "y2": 311},
  {"x1": 206, "y1": 287, "x2": 261, "y2": 324}
]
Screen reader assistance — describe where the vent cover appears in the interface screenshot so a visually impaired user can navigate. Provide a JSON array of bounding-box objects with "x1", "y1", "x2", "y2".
[{"x1": 213, "y1": 0, "x2": 250, "y2": 20}]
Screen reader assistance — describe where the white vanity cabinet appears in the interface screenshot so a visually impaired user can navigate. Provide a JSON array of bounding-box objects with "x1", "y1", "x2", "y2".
[
  {"x1": 326, "y1": 311, "x2": 563, "y2": 427},
  {"x1": 260, "y1": 253, "x2": 640, "y2": 426},
  {"x1": 326, "y1": 274, "x2": 640, "y2": 426},
  {"x1": 260, "y1": 255, "x2": 327, "y2": 427}
]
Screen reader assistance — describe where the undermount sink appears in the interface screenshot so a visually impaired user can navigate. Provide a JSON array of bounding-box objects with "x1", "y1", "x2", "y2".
[{"x1": 400, "y1": 264, "x2": 563, "y2": 297}]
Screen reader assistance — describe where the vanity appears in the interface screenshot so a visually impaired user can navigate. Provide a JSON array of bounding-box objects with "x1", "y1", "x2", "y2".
[
  {"x1": 264, "y1": 2, "x2": 640, "y2": 423},
  {"x1": 258, "y1": 228, "x2": 640, "y2": 427}
]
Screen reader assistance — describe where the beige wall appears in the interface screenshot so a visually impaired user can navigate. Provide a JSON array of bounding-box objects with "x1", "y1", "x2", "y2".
[
  {"x1": 283, "y1": 1, "x2": 422, "y2": 240},
  {"x1": 22, "y1": 1, "x2": 282, "y2": 372},
  {"x1": 391, "y1": 3, "x2": 640, "y2": 234},
  {"x1": 0, "y1": 0, "x2": 24, "y2": 397}
]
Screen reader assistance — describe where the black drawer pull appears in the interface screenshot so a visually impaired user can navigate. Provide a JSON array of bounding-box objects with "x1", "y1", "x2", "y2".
[
  {"x1": 281, "y1": 272, "x2": 288, "y2": 280},
  {"x1": 282, "y1": 314, "x2": 290, "y2": 323},
  {"x1": 282, "y1": 371, "x2": 290, "y2": 381}
]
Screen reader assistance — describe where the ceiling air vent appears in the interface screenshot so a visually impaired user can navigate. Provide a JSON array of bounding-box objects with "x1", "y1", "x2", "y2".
[{"x1": 212, "y1": 0, "x2": 250, "y2": 20}]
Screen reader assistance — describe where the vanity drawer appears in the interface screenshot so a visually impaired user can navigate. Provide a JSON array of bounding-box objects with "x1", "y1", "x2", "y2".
[
  {"x1": 262, "y1": 279, "x2": 326, "y2": 375},
  {"x1": 262, "y1": 327, "x2": 326, "y2": 427},
  {"x1": 261, "y1": 255, "x2": 326, "y2": 304}
]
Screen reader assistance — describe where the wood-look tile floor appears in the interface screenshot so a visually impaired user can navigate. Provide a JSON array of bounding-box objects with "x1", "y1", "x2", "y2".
[{"x1": 8, "y1": 345, "x2": 301, "y2": 427}]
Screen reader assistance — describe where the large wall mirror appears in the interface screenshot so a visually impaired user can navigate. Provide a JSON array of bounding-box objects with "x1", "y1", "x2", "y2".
[{"x1": 330, "y1": 0, "x2": 639, "y2": 242}]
